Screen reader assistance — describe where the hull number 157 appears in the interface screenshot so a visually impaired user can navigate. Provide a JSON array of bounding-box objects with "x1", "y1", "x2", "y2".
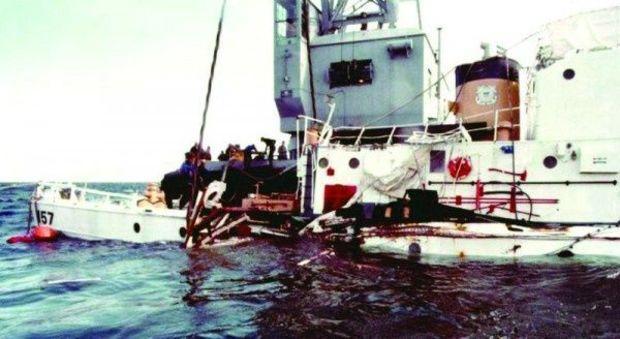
[{"x1": 37, "y1": 211, "x2": 54, "y2": 225}]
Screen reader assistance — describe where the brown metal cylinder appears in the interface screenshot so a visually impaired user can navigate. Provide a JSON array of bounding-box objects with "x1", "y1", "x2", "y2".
[{"x1": 454, "y1": 57, "x2": 520, "y2": 140}]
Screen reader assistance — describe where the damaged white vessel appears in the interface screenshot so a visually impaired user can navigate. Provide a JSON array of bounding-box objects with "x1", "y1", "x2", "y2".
[
  {"x1": 292, "y1": 5, "x2": 620, "y2": 258},
  {"x1": 30, "y1": 2, "x2": 620, "y2": 258}
]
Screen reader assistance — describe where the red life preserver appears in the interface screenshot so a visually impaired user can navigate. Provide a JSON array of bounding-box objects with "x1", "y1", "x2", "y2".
[
  {"x1": 7, "y1": 225, "x2": 60, "y2": 244},
  {"x1": 448, "y1": 156, "x2": 472, "y2": 180},
  {"x1": 32, "y1": 225, "x2": 60, "y2": 242}
]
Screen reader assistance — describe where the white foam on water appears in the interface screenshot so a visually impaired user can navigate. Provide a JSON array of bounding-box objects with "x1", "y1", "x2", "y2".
[
  {"x1": 206, "y1": 237, "x2": 252, "y2": 249},
  {"x1": 606, "y1": 271, "x2": 620, "y2": 279},
  {"x1": 44, "y1": 277, "x2": 102, "y2": 285}
]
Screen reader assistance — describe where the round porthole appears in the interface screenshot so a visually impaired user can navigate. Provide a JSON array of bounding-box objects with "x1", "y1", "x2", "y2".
[
  {"x1": 179, "y1": 227, "x2": 187, "y2": 238},
  {"x1": 563, "y1": 69, "x2": 575, "y2": 80},
  {"x1": 318, "y1": 157, "x2": 329, "y2": 169},
  {"x1": 133, "y1": 222, "x2": 141, "y2": 233},
  {"x1": 348, "y1": 157, "x2": 360, "y2": 169},
  {"x1": 543, "y1": 156, "x2": 558, "y2": 169},
  {"x1": 408, "y1": 242, "x2": 421, "y2": 256}
]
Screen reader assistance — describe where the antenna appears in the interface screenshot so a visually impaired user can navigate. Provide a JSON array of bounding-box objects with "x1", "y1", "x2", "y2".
[{"x1": 416, "y1": 0, "x2": 423, "y2": 29}]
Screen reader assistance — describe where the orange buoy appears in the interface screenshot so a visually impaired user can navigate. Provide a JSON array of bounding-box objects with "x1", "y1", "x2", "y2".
[{"x1": 31, "y1": 226, "x2": 60, "y2": 242}]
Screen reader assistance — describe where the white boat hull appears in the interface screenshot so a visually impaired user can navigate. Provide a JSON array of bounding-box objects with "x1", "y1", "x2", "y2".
[
  {"x1": 34, "y1": 201, "x2": 187, "y2": 243},
  {"x1": 32, "y1": 183, "x2": 187, "y2": 243},
  {"x1": 359, "y1": 222, "x2": 620, "y2": 258}
]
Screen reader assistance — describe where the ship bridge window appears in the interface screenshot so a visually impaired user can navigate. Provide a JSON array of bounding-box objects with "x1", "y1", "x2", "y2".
[
  {"x1": 387, "y1": 40, "x2": 413, "y2": 59},
  {"x1": 328, "y1": 59, "x2": 374, "y2": 88}
]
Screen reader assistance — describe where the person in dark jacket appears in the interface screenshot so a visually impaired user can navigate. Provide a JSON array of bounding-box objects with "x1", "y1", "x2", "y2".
[
  {"x1": 179, "y1": 152, "x2": 195, "y2": 177},
  {"x1": 161, "y1": 151, "x2": 197, "y2": 209},
  {"x1": 278, "y1": 141, "x2": 288, "y2": 160},
  {"x1": 217, "y1": 151, "x2": 228, "y2": 161},
  {"x1": 243, "y1": 144, "x2": 256, "y2": 169}
]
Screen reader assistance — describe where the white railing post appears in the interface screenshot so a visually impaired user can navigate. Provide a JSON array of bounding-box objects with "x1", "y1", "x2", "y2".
[
  {"x1": 387, "y1": 126, "x2": 396, "y2": 144},
  {"x1": 354, "y1": 127, "x2": 365, "y2": 145},
  {"x1": 295, "y1": 116, "x2": 301, "y2": 160},
  {"x1": 304, "y1": 117, "x2": 308, "y2": 148},
  {"x1": 493, "y1": 109, "x2": 499, "y2": 142},
  {"x1": 317, "y1": 101, "x2": 336, "y2": 145},
  {"x1": 103, "y1": 193, "x2": 110, "y2": 206}
]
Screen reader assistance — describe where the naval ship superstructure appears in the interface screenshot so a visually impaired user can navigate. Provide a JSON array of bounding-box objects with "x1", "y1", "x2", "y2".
[{"x1": 274, "y1": 1, "x2": 620, "y2": 257}]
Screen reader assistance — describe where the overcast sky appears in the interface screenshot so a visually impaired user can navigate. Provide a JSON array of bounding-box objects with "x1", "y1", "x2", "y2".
[{"x1": 1, "y1": 0, "x2": 618, "y2": 182}]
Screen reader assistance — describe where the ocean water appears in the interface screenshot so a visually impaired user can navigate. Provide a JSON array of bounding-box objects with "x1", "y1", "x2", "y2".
[{"x1": 1, "y1": 183, "x2": 619, "y2": 338}]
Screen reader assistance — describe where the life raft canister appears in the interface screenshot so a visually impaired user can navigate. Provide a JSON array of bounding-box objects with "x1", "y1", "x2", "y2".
[{"x1": 448, "y1": 156, "x2": 472, "y2": 180}]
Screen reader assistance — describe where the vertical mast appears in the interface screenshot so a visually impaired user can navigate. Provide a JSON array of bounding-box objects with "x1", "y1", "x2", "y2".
[
  {"x1": 416, "y1": 0, "x2": 423, "y2": 29},
  {"x1": 185, "y1": 0, "x2": 227, "y2": 242}
]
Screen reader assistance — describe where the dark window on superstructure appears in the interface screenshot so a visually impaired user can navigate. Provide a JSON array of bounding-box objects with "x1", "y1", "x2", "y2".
[
  {"x1": 329, "y1": 61, "x2": 350, "y2": 88},
  {"x1": 430, "y1": 150, "x2": 446, "y2": 173},
  {"x1": 387, "y1": 41, "x2": 412, "y2": 59},
  {"x1": 328, "y1": 59, "x2": 374, "y2": 88}
]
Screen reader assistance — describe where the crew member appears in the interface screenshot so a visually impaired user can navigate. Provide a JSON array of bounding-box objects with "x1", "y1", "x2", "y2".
[
  {"x1": 278, "y1": 141, "x2": 288, "y2": 160},
  {"x1": 261, "y1": 137, "x2": 276, "y2": 167},
  {"x1": 217, "y1": 150, "x2": 228, "y2": 161},
  {"x1": 244, "y1": 144, "x2": 257, "y2": 169},
  {"x1": 180, "y1": 152, "x2": 195, "y2": 177}
]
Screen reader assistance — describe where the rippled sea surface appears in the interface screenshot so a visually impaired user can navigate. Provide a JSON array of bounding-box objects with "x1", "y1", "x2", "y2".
[{"x1": 1, "y1": 183, "x2": 620, "y2": 338}]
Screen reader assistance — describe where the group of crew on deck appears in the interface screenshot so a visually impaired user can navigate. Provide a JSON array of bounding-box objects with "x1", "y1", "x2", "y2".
[
  {"x1": 144, "y1": 140, "x2": 288, "y2": 210},
  {"x1": 216, "y1": 139, "x2": 288, "y2": 165}
]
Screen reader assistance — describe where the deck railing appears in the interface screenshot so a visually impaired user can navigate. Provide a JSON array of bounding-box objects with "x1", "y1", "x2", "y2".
[
  {"x1": 295, "y1": 105, "x2": 520, "y2": 150},
  {"x1": 36, "y1": 182, "x2": 139, "y2": 207}
]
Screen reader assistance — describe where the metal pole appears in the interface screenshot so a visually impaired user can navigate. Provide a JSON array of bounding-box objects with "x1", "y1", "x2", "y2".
[
  {"x1": 416, "y1": 0, "x2": 423, "y2": 30},
  {"x1": 493, "y1": 109, "x2": 499, "y2": 141},
  {"x1": 26, "y1": 192, "x2": 34, "y2": 233},
  {"x1": 296, "y1": 117, "x2": 300, "y2": 160}
]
